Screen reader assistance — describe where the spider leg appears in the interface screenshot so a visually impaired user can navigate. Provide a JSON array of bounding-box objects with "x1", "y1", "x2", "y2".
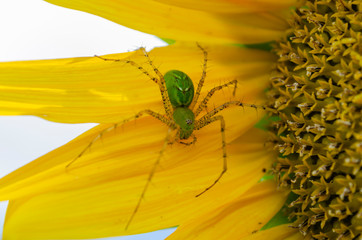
[
  {"x1": 140, "y1": 48, "x2": 164, "y2": 81},
  {"x1": 190, "y1": 43, "x2": 208, "y2": 110},
  {"x1": 177, "y1": 134, "x2": 197, "y2": 146},
  {"x1": 125, "y1": 127, "x2": 173, "y2": 230},
  {"x1": 139, "y1": 48, "x2": 173, "y2": 118},
  {"x1": 166, "y1": 129, "x2": 196, "y2": 146},
  {"x1": 196, "y1": 101, "x2": 269, "y2": 124},
  {"x1": 192, "y1": 100, "x2": 272, "y2": 196},
  {"x1": 95, "y1": 55, "x2": 161, "y2": 85},
  {"x1": 194, "y1": 115, "x2": 226, "y2": 197},
  {"x1": 95, "y1": 52, "x2": 173, "y2": 118},
  {"x1": 194, "y1": 79, "x2": 238, "y2": 117},
  {"x1": 66, "y1": 109, "x2": 176, "y2": 170}
]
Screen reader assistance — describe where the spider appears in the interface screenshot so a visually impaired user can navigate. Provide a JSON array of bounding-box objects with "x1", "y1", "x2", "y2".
[{"x1": 66, "y1": 44, "x2": 266, "y2": 229}]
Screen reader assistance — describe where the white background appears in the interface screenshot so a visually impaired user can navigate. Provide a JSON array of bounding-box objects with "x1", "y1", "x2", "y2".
[{"x1": 0, "y1": 0, "x2": 175, "y2": 239}]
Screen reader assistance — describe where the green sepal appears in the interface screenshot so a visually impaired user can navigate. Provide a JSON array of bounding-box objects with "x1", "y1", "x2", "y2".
[
  {"x1": 159, "y1": 38, "x2": 176, "y2": 45},
  {"x1": 234, "y1": 42, "x2": 274, "y2": 51},
  {"x1": 260, "y1": 192, "x2": 298, "y2": 230}
]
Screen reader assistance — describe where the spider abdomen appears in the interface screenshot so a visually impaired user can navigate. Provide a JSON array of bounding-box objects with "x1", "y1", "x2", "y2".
[
  {"x1": 173, "y1": 107, "x2": 195, "y2": 139},
  {"x1": 164, "y1": 70, "x2": 194, "y2": 107}
]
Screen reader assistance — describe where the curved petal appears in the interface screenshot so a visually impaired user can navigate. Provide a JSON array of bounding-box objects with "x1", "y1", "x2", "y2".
[
  {"x1": 44, "y1": 0, "x2": 289, "y2": 44},
  {"x1": 154, "y1": 0, "x2": 295, "y2": 13},
  {"x1": 0, "y1": 44, "x2": 275, "y2": 123},
  {"x1": 243, "y1": 224, "x2": 302, "y2": 240},
  {"x1": 166, "y1": 181, "x2": 289, "y2": 240},
  {"x1": 2, "y1": 125, "x2": 272, "y2": 238}
]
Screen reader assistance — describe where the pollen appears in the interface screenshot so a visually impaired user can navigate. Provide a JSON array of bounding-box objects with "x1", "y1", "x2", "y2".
[{"x1": 267, "y1": 0, "x2": 361, "y2": 238}]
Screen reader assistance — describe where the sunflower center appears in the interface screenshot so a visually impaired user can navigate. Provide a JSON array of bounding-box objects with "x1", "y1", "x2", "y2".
[{"x1": 266, "y1": 0, "x2": 361, "y2": 238}]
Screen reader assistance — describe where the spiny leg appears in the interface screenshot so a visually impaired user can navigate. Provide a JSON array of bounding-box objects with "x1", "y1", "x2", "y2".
[
  {"x1": 96, "y1": 52, "x2": 173, "y2": 118},
  {"x1": 194, "y1": 115, "x2": 226, "y2": 197},
  {"x1": 140, "y1": 48, "x2": 164, "y2": 81},
  {"x1": 125, "y1": 128, "x2": 173, "y2": 230},
  {"x1": 95, "y1": 55, "x2": 161, "y2": 85},
  {"x1": 140, "y1": 48, "x2": 173, "y2": 118},
  {"x1": 196, "y1": 101, "x2": 268, "y2": 126},
  {"x1": 177, "y1": 134, "x2": 197, "y2": 146},
  {"x1": 166, "y1": 130, "x2": 196, "y2": 146},
  {"x1": 190, "y1": 43, "x2": 208, "y2": 110},
  {"x1": 194, "y1": 79, "x2": 238, "y2": 117},
  {"x1": 192, "y1": 101, "x2": 270, "y2": 196},
  {"x1": 66, "y1": 109, "x2": 175, "y2": 170}
]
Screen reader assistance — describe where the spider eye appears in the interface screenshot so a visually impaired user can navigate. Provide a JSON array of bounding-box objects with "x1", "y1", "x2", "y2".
[{"x1": 186, "y1": 119, "x2": 193, "y2": 125}]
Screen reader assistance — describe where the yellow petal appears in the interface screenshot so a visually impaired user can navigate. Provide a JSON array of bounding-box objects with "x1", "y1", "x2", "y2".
[
  {"x1": 44, "y1": 0, "x2": 290, "y2": 44},
  {"x1": 243, "y1": 224, "x2": 302, "y2": 240},
  {"x1": 0, "y1": 44, "x2": 274, "y2": 123},
  {"x1": 153, "y1": 0, "x2": 295, "y2": 13},
  {"x1": 166, "y1": 181, "x2": 288, "y2": 240},
  {"x1": 2, "y1": 124, "x2": 271, "y2": 238}
]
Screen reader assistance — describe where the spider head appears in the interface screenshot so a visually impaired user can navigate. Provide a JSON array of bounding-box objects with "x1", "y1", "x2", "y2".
[
  {"x1": 173, "y1": 107, "x2": 195, "y2": 139},
  {"x1": 165, "y1": 70, "x2": 194, "y2": 108}
]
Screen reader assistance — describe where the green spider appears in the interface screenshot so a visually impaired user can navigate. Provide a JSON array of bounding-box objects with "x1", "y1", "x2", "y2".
[{"x1": 67, "y1": 44, "x2": 266, "y2": 229}]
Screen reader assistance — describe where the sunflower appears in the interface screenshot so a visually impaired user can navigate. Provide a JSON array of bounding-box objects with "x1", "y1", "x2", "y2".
[{"x1": 0, "y1": 0, "x2": 360, "y2": 240}]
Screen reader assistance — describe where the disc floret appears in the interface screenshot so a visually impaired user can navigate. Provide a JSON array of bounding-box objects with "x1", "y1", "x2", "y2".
[{"x1": 267, "y1": 0, "x2": 361, "y2": 238}]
